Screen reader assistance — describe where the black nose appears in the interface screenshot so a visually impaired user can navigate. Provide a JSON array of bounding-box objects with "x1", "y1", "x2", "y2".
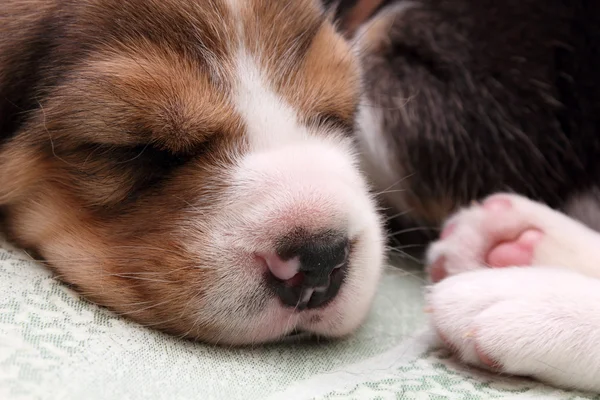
[{"x1": 266, "y1": 231, "x2": 350, "y2": 310}]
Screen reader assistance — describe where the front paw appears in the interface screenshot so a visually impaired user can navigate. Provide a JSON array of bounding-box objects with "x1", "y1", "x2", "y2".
[
  {"x1": 428, "y1": 267, "x2": 600, "y2": 392},
  {"x1": 425, "y1": 193, "x2": 575, "y2": 282}
]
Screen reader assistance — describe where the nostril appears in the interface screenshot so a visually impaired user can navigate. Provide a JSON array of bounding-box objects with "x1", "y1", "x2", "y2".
[
  {"x1": 259, "y1": 253, "x2": 301, "y2": 281},
  {"x1": 264, "y1": 230, "x2": 351, "y2": 310},
  {"x1": 280, "y1": 232, "x2": 349, "y2": 282}
]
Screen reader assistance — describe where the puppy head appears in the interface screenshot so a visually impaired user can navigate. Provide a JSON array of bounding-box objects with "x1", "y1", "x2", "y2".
[{"x1": 0, "y1": 0, "x2": 385, "y2": 344}]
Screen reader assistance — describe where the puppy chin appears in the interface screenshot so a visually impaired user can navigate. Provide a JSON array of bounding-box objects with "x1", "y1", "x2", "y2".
[{"x1": 193, "y1": 135, "x2": 385, "y2": 345}]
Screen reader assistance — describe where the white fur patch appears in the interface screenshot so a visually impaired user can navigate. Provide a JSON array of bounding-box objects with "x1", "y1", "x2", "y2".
[
  {"x1": 564, "y1": 188, "x2": 600, "y2": 232},
  {"x1": 355, "y1": 102, "x2": 396, "y2": 182},
  {"x1": 233, "y1": 50, "x2": 308, "y2": 150}
]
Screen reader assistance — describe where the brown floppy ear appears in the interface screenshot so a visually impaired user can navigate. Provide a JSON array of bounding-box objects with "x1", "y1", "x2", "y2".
[
  {"x1": 320, "y1": 0, "x2": 345, "y2": 20},
  {"x1": 325, "y1": 0, "x2": 385, "y2": 38}
]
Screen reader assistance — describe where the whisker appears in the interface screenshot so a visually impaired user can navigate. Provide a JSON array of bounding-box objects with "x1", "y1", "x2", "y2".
[
  {"x1": 172, "y1": 195, "x2": 207, "y2": 215},
  {"x1": 389, "y1": 226, "x2": 439, "y2": 237},
  {"x1": 375, "y1": 188, "x2": 406, "y2": 197},
  {"x1": 113, "y1": 143, "x2": 150, "y2": 165},
  {"x1": 384, "y1": 208, "x2": 414, "y2": 221},
  {"x1": 388, "y1": 248, "x2": 422, "y2": 264},
  {"x1": 176, "y1": 294, "x2": 206, "y2": 340},
  {"x1": 108, "y1": 274, "x2": 177, "y2": 283},
  {"x1": 37, "y1": 98, "x2": 80, "y2": 168},
  {"x1": 49, "y1": 268, "x2": 197, "y2": 285},
  {"x1": 385, "y1": 265, "x2": 428, "y2": 284},
  {"x1": 115, "y1": 299, "x2": 177, "y2": 316},
  {"x1": 387, "y1": 243, "x2": 426, "y2": 251},
  {"x1": 376, "y1": 173, "x2": 416, "y2": 194}
]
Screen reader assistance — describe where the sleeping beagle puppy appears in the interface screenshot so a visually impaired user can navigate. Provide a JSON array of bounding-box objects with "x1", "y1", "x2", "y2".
[{"x1": 0, "y1": 0, "x2": 385, "y2": 345}]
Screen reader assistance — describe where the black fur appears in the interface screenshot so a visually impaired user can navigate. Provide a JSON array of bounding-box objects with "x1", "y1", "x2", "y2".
[{"x1": 332, "y1": 0, "x2": 600, "y2": 250}]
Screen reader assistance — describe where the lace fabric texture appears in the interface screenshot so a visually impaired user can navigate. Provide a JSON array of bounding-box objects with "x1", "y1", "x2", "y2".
[{"x1": 1, "y1": 237, "x2": 596, "y2": 400}]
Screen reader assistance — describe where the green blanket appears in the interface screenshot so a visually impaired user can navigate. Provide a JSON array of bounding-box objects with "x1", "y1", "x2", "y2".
[{"x1": 1, "y1": 237, "x2": 598, "y2": 399}]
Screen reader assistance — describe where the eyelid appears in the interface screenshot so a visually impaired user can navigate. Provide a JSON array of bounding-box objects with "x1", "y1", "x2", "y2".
[{"x1": 312, "y1": 113, "x2": 355, "y2": 135}]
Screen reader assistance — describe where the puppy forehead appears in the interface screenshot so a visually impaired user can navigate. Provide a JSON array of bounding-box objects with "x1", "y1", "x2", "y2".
[{"x1": 83, "y1": 0, "x2": 358, "y2": 150}]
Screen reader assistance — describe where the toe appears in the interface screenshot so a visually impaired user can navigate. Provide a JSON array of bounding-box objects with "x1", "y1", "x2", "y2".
[
  {"x1": 486, "y1": 229, "x2": 543, "y2": 267},
  {"x1": 428, "y1": 256, "x2": 448, "y2": 283},
  {"x1": 440, "y1": 222, "x2": 456, "y2": 239},
  {"x1": 474, "y1": 340, "x2": 502, "y2": 370},
  {"x1": 483, "y1": 196, "x2": 513, "y2": 212}
]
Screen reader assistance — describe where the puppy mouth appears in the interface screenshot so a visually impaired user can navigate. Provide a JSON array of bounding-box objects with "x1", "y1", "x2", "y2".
[
  {"x1": 286, "y1": 329, "x2": 307, "y2": 337},
  {"x1": 270, "y1": 328, "x2": 312, "y2": 344}
]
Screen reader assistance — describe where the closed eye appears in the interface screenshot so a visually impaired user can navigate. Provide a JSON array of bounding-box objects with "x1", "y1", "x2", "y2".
[{"x1": 309, "y1": 112, "x2": 355, "y2": 135}]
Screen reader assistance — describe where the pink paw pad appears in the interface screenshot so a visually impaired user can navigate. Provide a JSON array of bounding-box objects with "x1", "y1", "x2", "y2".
[
  {"x1": 486, "y1": 229, "x2": 544, "y2": 268},
  {"x1": 429, "y1": 256, "x2": 448, "y2": 283},
  {"x1": 435, "y1": 328, "x2": 501, "y2": 370},
  {"x1": 440, "y1": 222, "x2": 456, "y2": 240},
  {"x1": 434, "y1": 328, "x2": 458, "y2": 352},
  {"x1": 428, "y1": 224, "x2": 455, "y2": 282},
  {"x1": 483, "y1": 196, "x2": 512, "y2": 212}
]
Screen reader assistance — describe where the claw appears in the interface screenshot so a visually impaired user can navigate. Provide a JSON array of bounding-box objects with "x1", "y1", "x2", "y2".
[{"x1": 462, "y1": 330, "x2": 476, "y2": 339}]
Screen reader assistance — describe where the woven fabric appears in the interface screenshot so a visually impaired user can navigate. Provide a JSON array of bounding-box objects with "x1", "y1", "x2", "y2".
[{"x1": 1, "y1": 237, "x2": 597, "y2": 400}]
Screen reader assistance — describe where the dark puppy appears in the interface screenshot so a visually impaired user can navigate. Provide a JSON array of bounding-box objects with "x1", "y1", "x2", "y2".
[
  {"x1": 337, "y1": 0, "x2": 600, "y2": 392},
  {"x1": 344, "y1": 0, "x2": 600, "y2": 228}
]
